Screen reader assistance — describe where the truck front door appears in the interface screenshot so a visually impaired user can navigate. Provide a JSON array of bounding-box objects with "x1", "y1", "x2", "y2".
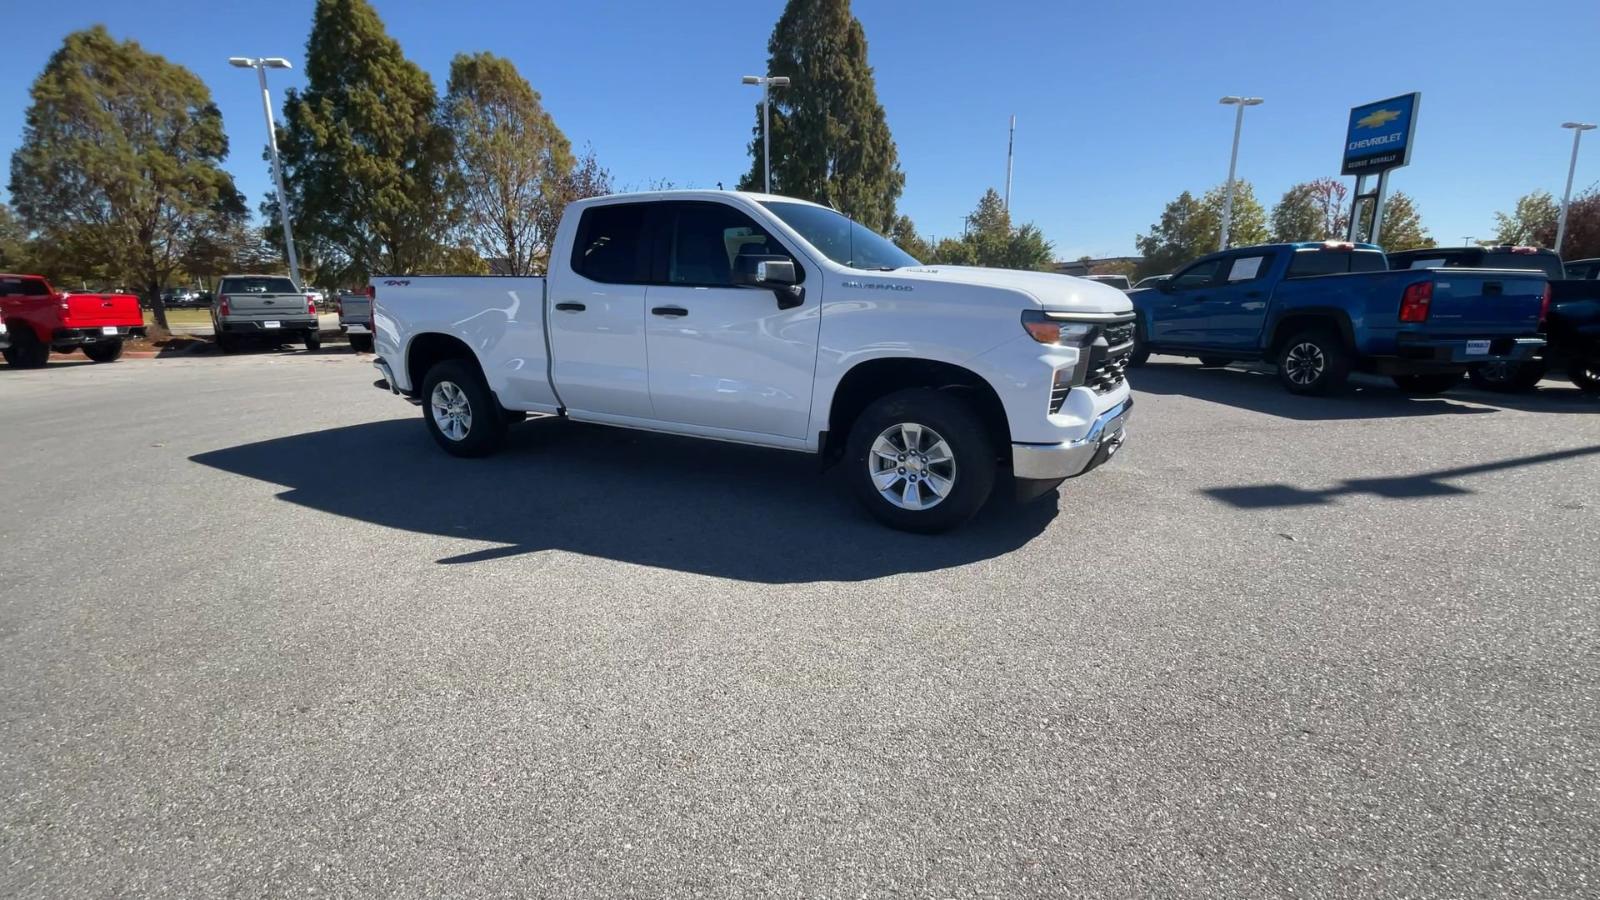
[
  {"x1": 1148, "y1": 258, "x2": 1224, "y2": 346},
  {"x1": 641, "y1": 201, "x2": 819, "y2": 439}
]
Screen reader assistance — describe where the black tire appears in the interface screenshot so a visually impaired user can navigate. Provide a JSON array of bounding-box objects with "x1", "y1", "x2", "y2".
[
  {"x1": 1568, "y1": 357, "x2": 1600, "y2": 395},
  {"x1": 1197, "y1": 356, "x2": 1233, "y2": 368},
  {"x1": 844, "y1": 388, "x2": 996, "y2": 533},
  {"x1": 1275, "y1": 329, "x2": 1349, "y2": 395},
  {"x1": 304, "y1": 331, "x2": 322, "y2": 351},
  {"x1": 2, "y1": 328, "x2": 49, "y2": 368},
  {"x1": 216, "y1": 333, "x2": 238, "y2": 354},
  {"x1": 82, "y1": 340, "x2": 124, "y2": 363},
  {"x1": 1392, "y1": 372, "x2": 1464, "y2": 395},
  {"x1": 1127, "y1": 319, "x2": 1151, "y2": 367},
  {"x1": 421, "y1": 359, "x2": 507, "y2": 458},
  {"x1": 1467, "y1": 360, "x2": 1546, "y2": 392},
  {"x1": 350, "y1": 334, "x2": 373, "y2": 353}
]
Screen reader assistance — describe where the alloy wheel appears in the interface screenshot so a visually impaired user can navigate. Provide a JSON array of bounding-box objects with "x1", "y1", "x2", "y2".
[
  {"x1": 868, "y1": 422, "x2": 957, "y2": 510},
  {"x1": 1285, "y1": 343, "x2": 1326, "y2": 386},
  {"x1": 430, "y1": 380, "x2": 473, "y2": 441}
]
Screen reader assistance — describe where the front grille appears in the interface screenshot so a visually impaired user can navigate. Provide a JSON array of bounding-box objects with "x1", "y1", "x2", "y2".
[
  {"x1": 1049, "y1": 378, "x2": 1071, "y2": 413},
  {"x1": 1084, "y1": 352, "x2": 1131, "y2": 394},
  {"x1": 1048, "y1": 314, "x2": 1136, "y2": 412},
  {"x1": 1101, "y1": 321, "x2": 1136, "y2": 348}
]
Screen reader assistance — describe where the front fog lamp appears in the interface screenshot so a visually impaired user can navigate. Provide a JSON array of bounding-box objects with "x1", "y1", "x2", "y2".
[{"x1": 1021, "y1": 310, "x2": 1095, "y2": 346}]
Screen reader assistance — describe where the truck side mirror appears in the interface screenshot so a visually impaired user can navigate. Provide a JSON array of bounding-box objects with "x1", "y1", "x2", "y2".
[{"x1": 733, "y1": 253, "x2": 797, "y2": 286}]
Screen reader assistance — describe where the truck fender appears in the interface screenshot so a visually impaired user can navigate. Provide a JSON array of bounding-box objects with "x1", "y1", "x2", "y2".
[{"x1": 1265, "y1": 306, "x2": 1356, "y2": 355}]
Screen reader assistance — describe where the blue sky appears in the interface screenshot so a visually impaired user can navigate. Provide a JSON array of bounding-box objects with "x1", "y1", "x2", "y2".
[{"x1": 3, "y1": 0, "x2": 1597, "y2": 259}]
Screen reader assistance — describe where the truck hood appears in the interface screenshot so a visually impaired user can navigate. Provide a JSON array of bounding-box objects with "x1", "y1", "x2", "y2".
[{"x1": 891, "y1": 265, "x2": 1132, "y2": 314}]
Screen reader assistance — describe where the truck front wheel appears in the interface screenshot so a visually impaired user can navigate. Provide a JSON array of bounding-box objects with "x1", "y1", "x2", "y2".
[
  {"x1": 845, "y1": 388, "x2": 995, "y2": 533},
  {"x1": 422, "y1": 360, "x2": 507, "y2": 457},
  {"x1": 83, "y1": 340, "x2": 123, "y2": 363},
  {"x1": 1276, "y1": 329, "x2": 1349, "y2": 395}
]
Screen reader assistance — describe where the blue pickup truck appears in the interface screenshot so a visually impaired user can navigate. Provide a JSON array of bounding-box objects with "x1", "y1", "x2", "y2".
[{"x1": 1128, "y1": 242, "x2": 1548, "y2": 395}]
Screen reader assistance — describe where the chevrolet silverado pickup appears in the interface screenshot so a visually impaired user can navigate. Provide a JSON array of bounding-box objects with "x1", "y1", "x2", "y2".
[
  {"x1": 371, "y1": 191, "x2": 1135, "y2": 532},
  {"x1": 1388, "y1": 246, "x2": 1600, "y2": 394},
  {"x1": 1128, "y1": 242, "x2": 1547, "y2": 395},
  {"x1": 0, "y1": 274, "x2": 145, "y2": 367}
]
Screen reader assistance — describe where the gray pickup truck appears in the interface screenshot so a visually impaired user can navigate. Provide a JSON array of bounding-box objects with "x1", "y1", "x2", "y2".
[
  {"x1": 335, "y1": 291, "x2": 373, "y2": 352},
  {"x1": 211, "y1": 274, "x2": 320, "y2": 353}
]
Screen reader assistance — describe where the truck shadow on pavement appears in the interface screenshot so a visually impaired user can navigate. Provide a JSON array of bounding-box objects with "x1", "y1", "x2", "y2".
[
  {"x1": 1133, "y1": 359, "x2": 1599, "y2": 420},
  {"x1": 190, "y1": 418, "x2": 1056, "y2": 582},
  {"x1": 1203, "y1": 444, "x2": 1600, "y2": 509}
]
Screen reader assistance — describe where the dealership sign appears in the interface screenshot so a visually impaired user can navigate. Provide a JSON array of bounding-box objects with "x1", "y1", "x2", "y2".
[{"x1": 1341, "y1": 93, "x2": 1420, "y2": 175}]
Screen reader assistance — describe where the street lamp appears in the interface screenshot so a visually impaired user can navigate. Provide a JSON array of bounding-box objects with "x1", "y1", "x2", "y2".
[
  {"x1": 230, "y1": 56, "x2": 301, "y2": 286},
  {"x1": 741, "y1": 74, "x2": 790, "y2": 193},
  {"x1": 1556, "y1": 122, "x2": 1596, "y2": 256},
  {"x1": 1217, "y1": 96, "x2": 1263, "y2": 251}
]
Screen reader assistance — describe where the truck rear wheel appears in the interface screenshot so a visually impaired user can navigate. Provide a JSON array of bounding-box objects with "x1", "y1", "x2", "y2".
[
  {"x1": 1392, "y1": 373, "x2": 1463, "y2": 395},
  {"x1": 1568, "y1": 358, "x2": 1600, "y2": 395},
  {"x1": 422, "y1": 359, "x2": 507, "y2": 457},
  {"x1": 304, "y1": 331, "x2": 322, "y2": 351},
  {"x1": 1276, "y1": 329, "x2": 1348, "y2": 395},
  {"x1": 1468, "y1": 360, "x2": 1545, "y2": 392},
  {"x1": 83, "y1": 340, "x2": 123, "y2": 363},
  {"x1": 845, "y1": 388, "x2": 995, "y2": 533},
  {"x1": 2, "y1": 328, "x2": 49, "y2": 368}
]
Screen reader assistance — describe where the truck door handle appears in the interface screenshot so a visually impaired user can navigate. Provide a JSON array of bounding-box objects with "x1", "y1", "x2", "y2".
[
  {"x1": 1245, "y1": 290, "x2": 1263, "y2": 298},
  {"x1": 651, "y1": 306, "x2": 689, "y2": 318},
  {"x1": 554, "y1": 302, "x2": 585, "y2": 312}
]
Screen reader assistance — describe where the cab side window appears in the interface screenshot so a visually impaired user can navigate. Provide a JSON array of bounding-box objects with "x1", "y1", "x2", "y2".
[
  {"x1": 570, "y1": 203, "x2": 651, "y2": 284},
  {"x1": 1171, "y1": 259, "x2": 1221, "y2": 289},
  {"x1": 658, "y1": 202, "x2": 800, "y2": 287}
]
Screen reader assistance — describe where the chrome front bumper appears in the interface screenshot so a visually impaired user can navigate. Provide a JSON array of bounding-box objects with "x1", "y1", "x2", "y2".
[{"x1": 1012, "y1": 396, "x2": 1132, "y2": 481}]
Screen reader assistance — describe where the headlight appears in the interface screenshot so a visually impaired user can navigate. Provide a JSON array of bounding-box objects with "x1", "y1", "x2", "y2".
[{"x1": 1021, "y1": 310, "x2": 1095, "y2": 346}]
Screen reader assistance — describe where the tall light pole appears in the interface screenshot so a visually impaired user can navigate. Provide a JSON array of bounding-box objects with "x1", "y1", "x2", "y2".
[
  {"x1": 1556, "y1": 122, "x2": 1596, "y2": 256},
  {"x1": 229, "y1": 56, "x2": 301, "y2": 286},
  {"x1": 741, "y1": 74, "x2": 790, "y2": 193},
  {"x1": 1217, "y1": 96, "x2": 1263, "y2": 251}
]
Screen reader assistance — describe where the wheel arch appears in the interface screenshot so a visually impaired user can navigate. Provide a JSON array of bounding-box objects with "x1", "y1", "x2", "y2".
[
  {"x1": 405, "y1": 332, "x2": 483, "y2": 396},
  {"x1": 1267, "y1": 307, "x2": 1356, "y2": 357},
  {"x1": 820, "y1": 357, "x2": 1010, "y2": 466}
]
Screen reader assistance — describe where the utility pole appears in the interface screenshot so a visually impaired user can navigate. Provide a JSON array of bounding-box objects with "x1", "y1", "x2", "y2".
[
  {"x1": 1556, "y1": 122, "x2": 1596, "y2": 255},
  {"x1": 1005, "y1": 115, "x2": 1015, "y2": 212},
  {"x1": 229, "y1": 56, "x2": 301, "y2": 286},
  {"x1": 741, "y1": 75, "x2": 791, "y2": 193},
  {"x1": 1217, "y1": 96, "x2": 1263, "y2": 250}
]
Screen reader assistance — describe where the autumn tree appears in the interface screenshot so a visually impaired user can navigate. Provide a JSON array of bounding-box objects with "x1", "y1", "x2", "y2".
[
  {"x1": 443, "y1": 52, "x2": 574, "y2": 276},
  {"x1": 1371, "y1": 191, "x2": 1433, "y2": 250},
  {"x1": 1271, "y1": 178, "x2": 1349, "y2": 242},
  {"x1": 275, "y1": 0, "x2": 455, "y2": 283},
  {"x1": 7, "y1": 26, "x2": 244, "y2": 329},
  {"x1": 737, "y1": 0, "x2": 904, "y2": 232},
  {"x1": 1493, "y1": 191, "x2": 1559, "y2": 247}
]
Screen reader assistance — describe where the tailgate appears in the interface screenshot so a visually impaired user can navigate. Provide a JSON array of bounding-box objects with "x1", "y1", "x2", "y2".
[
  {"x1": 61, "y1": 293, "x2": 142, "y2": 328},
  {"x1": 1418, "y1": 270, "x2": 1544, "y2": 335},
  {"x1": 339, "y1": 296, "x2": 372, "y2": 324},
  {"x1": 228, "y1": 292, "x2": 308, "y2": 318}
]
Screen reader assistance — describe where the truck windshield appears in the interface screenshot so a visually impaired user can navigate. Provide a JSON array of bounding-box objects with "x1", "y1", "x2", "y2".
[{"x1": 760, "y1": 201, "x2": 920, "y2": 270}]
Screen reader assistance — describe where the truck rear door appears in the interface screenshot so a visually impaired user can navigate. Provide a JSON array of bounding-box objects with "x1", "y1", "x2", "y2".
[
  {"x1": 219, "y1": 276, "x2": 308, "y2": 320},
  {"x1": 1412, "y1": 271, "x2": 1546, "y2": 336},
  {"x1": 61, "y1": 292, "x2": 141, "y2": 328}
]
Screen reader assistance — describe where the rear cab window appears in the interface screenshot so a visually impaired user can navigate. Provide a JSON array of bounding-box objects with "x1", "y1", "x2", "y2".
[
  {"x1": 570, "y1": 203, "x2": 651, "y2": 284},
  {"x1": 1286, "y1": 248, "x2": 1386, "y2": 278},
  {"x1": 1477, "y1": 252, "x2": 1564, "y2": 280},
  {"x1": 1, "y1": 276, "x2": 51, "y2": 297},
  {"x1": 221, "y1": 276, "x2": 298, "y2": 294}
]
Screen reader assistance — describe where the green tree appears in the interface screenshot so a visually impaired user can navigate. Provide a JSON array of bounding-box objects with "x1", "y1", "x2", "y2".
[
  {"x1": 183, "y1": 218, "x2": 281, "y2": 289},
  {"x1": 0, "y1": 203, "x2": 32, "y2": 271},
  {"x1": 442, "y1": 52, "x2": 574, "y2": 276},
  {"x1": 1135, "y1": 191, "x2": 1212, "y2": 278},
  {"x1": 737, "y1": 0, "x2": 904, "y2": 232},
  {"x1": 1271, "y1": 177, "x2": 1349, "y2": 242},
  {"x1": 275, "y1": 0, "x2": 454, "y2": 283},
  {"x1": 1493, "y1": 191, "x2": 1559, "y2": 247},
  {"x1": 7, "y1": 26, "x2": 244, "y2": 329},
  {"x1": 1373, "y1": 191, "x2": 1433, "y2": 250},
  {"x1": 1202, "y1": 181, "x2": 1269, "y2": 248},
  {"x1": 888, "y1": 215, "x2": 932, "y2": 262},
  {"x1": 927, "y1": 188, "x2": 1053, "y2": 270}
]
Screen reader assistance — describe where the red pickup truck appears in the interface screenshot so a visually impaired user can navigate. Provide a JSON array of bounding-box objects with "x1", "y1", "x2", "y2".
[{"x1": 0, "y1": 274, "x2": 145, "y2": 367}]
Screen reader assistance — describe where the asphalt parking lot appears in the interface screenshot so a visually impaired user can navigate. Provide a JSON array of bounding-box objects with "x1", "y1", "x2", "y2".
[{"x1": 2, "y1": 351, "x2": 1597, "y2": 898}]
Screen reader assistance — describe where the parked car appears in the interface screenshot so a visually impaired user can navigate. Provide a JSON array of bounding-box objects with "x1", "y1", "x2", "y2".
[
  {"x1": 160, "y1": 287, "x2": 202, "y2": 308},
  {"x1": 335, "y1": 291, "x2": 373, "y2": 352},
  {"x1": 0, "y1": 273, "x2": 145, "y2": 367},
  {"x1": 1084, "y1": 274, "x2": 1132, "y2": 291},
  {"x1": 1388, "y1": 246, "x2": 1600, "y2": 394},
  {"x1": 1127, "y1": 241, "x2": 1547, "y2": 395},
  {"x1": 371, "y1": 190, "x2": 1135, "y2": 532},
  {"x1": 211, "y1": 274, "x2": 320, "y2": 353},
  {"x1": 1133, "y1": 274, "x2": 1170, "y2": 289}
]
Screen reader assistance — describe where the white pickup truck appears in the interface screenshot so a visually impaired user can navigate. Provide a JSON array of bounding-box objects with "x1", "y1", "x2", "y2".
[{"x1": 371, "y1": 191, "x2": 1134, "y2": 532}]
